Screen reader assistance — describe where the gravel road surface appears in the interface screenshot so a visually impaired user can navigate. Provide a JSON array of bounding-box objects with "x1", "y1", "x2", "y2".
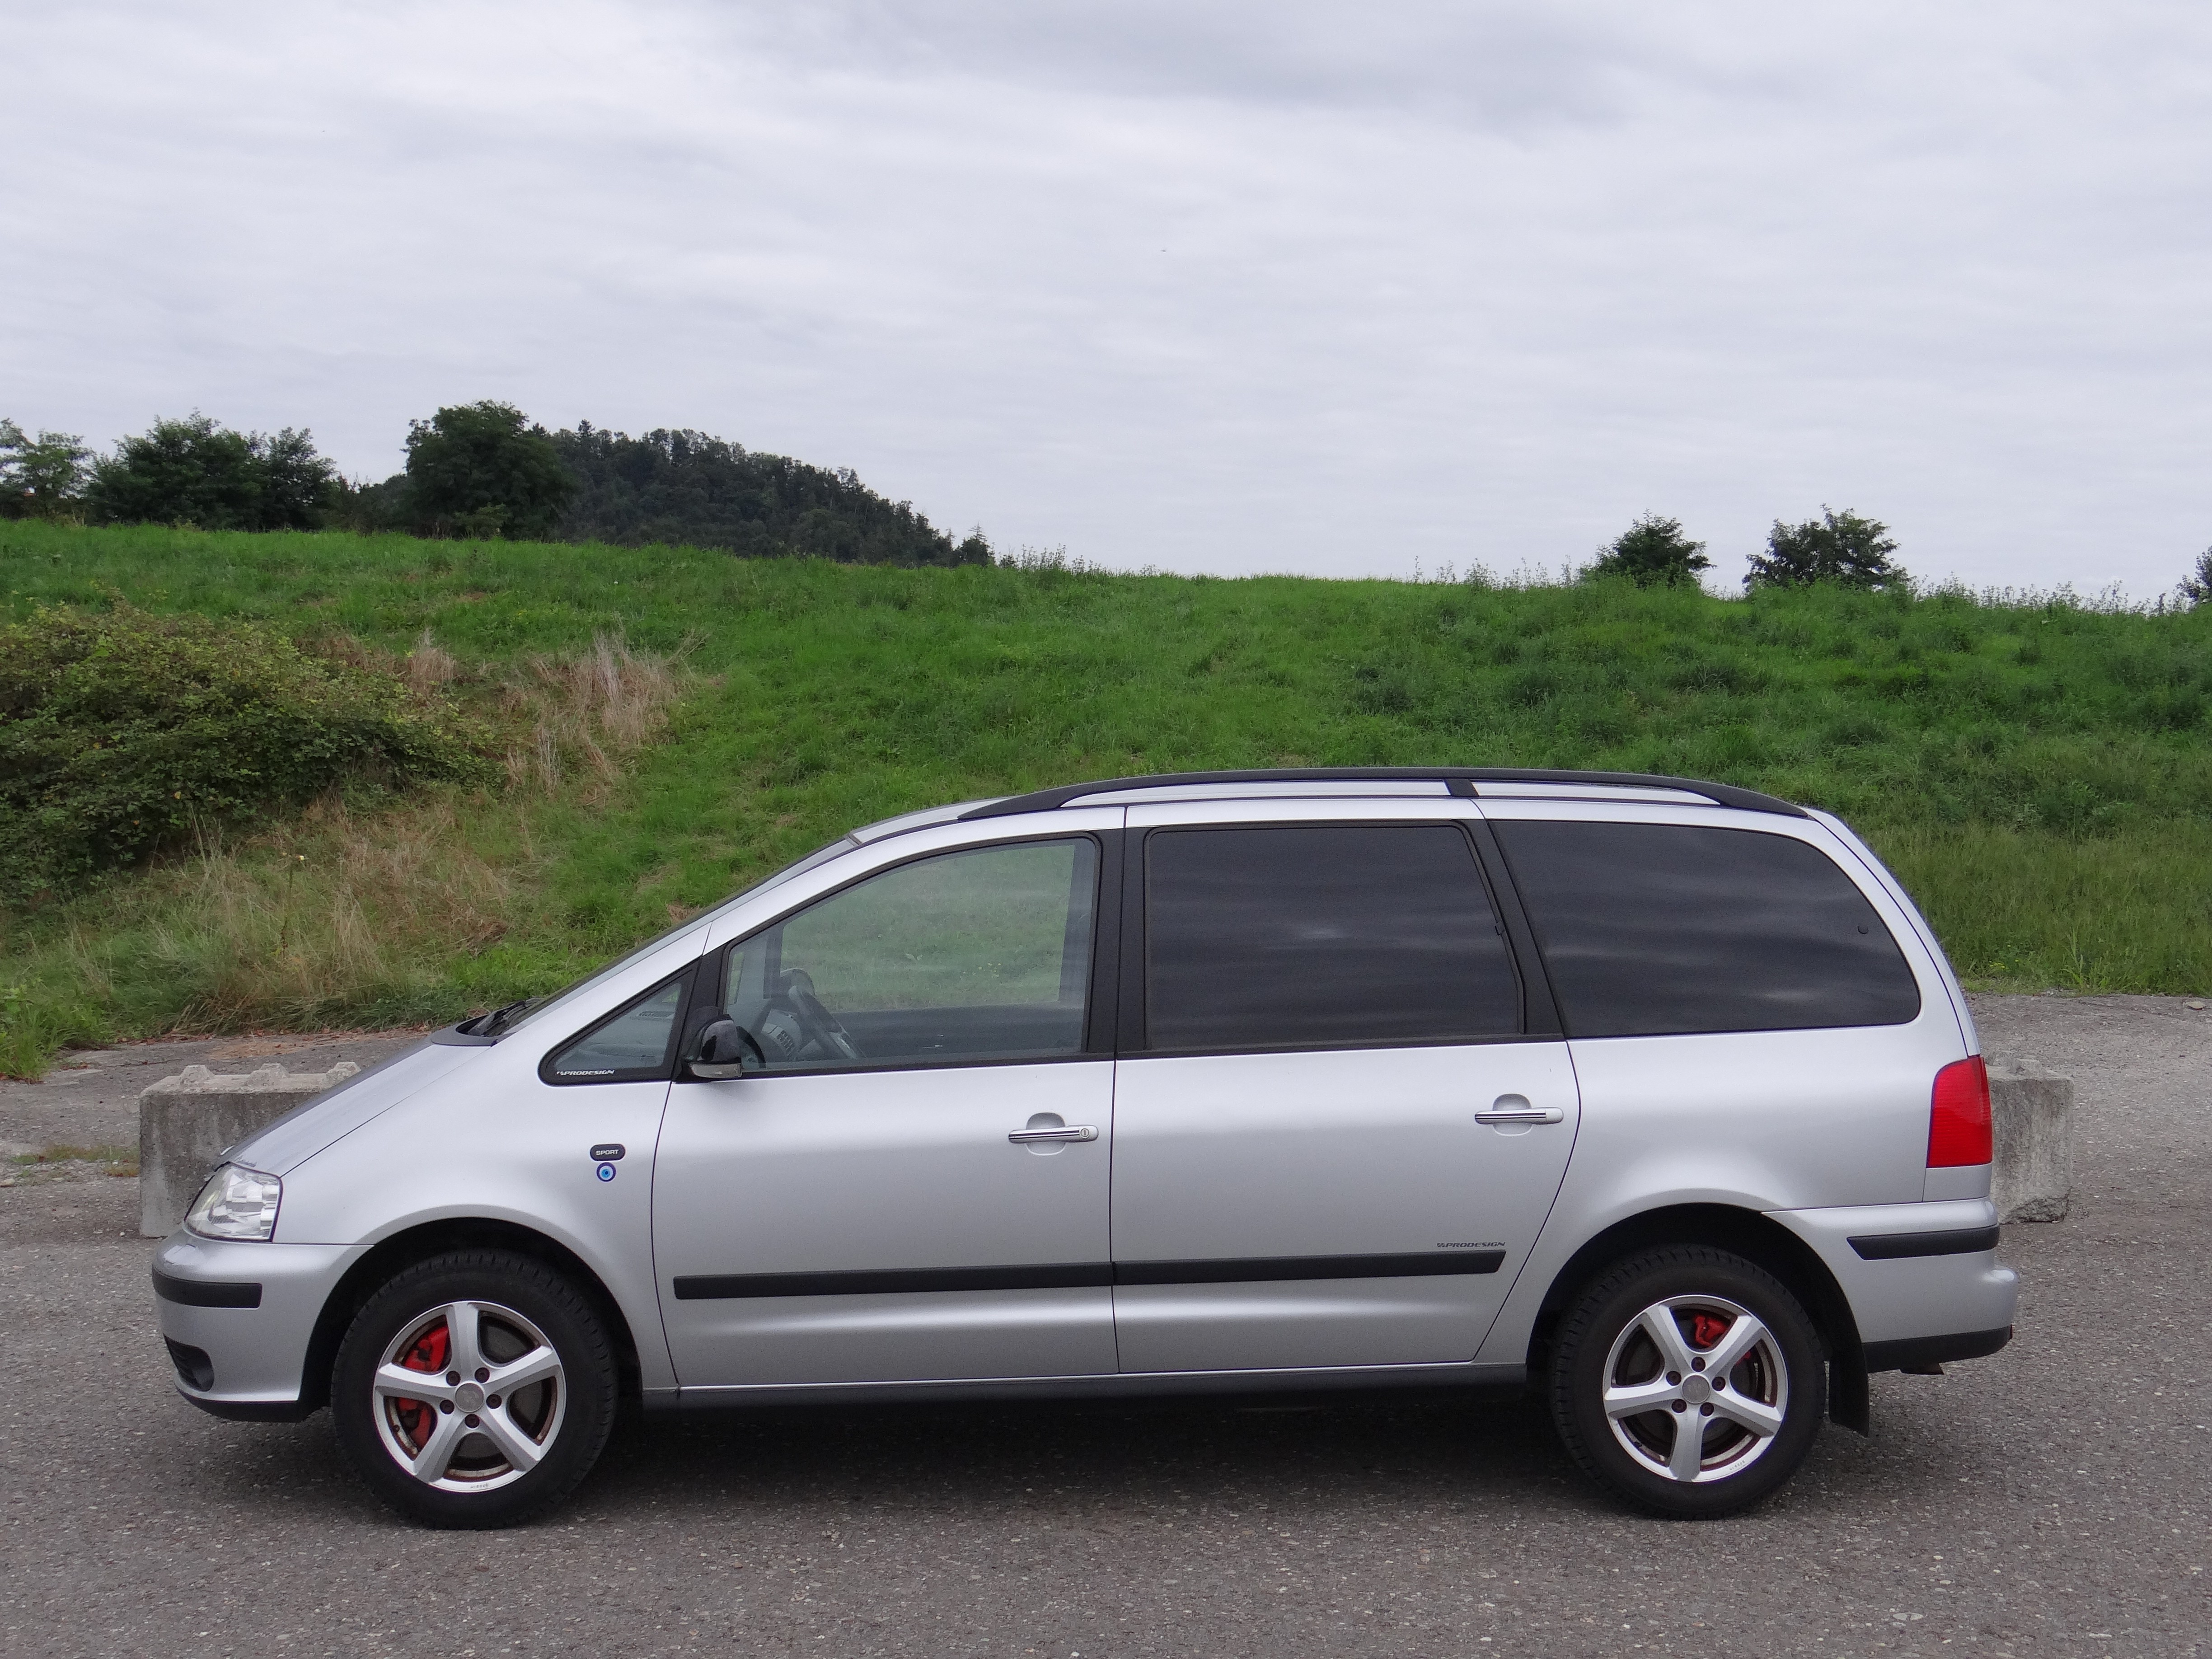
[
  {"x1": 2, "y1": 997, "x2": 2206, "y2": 1657},
  {"x1": 0, "y1": 1031, "x2": 423, "y2": 1157}
]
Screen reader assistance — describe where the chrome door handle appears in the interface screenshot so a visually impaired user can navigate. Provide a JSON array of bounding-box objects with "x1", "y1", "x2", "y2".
[
  {"x1": 1474, "y1": 1106, "x2": 1565, "y2": 1125},
  {"x1": 1008, "y1": 1125, "x2": 1099, "y2": 1144}
]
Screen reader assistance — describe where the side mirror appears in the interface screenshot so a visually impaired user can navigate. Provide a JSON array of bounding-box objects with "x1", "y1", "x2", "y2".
[{"x1": 687, "y1": 1018, "x2": 763, "y2": 1081}]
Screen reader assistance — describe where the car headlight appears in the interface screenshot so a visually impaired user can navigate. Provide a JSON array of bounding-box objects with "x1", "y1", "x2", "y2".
[{"x1": 185, "y1": 1164, "x2": 283, "y2": 1241}]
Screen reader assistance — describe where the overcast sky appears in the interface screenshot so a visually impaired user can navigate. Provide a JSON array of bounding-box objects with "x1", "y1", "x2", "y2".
[{"x1": 5, "y1": 1, "x2": 2209, "y2": 594}]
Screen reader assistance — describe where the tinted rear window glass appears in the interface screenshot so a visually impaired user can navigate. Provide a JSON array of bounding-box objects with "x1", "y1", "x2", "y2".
[
  {"x1": 1493, "y1": 821, "x2": 1921, "y2": 1037},
  {"x1": 1144, "y1": 825, "x2": 1521, "y2": 1051}
]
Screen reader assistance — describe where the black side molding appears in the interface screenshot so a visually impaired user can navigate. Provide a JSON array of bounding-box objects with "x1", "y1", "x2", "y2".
[
  {"x1": 1848, "y1": 1227, "x2": 2001, "y2": 1261},
  {"x1": 1114, "y1": 1251, "x2": 1506, "y2": 1286},
  {"x1": 1863, "y1": 1326, "x2": 2013, "y2": 1373},
  {"x1": 672, "y1": 1251, "x2": 1507, "y2": 1301},
  {"x1": 152, "y1": 1267, "x2": 262, "y2": 1309},
  {"x1": 675, "y1": 1263, "x2": 1115, "y2": 1300}
]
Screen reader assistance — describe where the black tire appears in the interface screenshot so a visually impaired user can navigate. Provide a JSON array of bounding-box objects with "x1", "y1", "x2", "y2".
[
  {"x1": 333, "y1": 1249, "x2": 618, "y2": 1528},
  {"x1": 1549, "y1": 1245, "x2": 1825, "y2": 1519}
]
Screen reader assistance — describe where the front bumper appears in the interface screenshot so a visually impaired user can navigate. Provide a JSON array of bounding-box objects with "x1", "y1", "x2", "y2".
[
  {"x1": 152, "y1": 1233, "x2": 360, "y2": 1416},
  {"x1": 1769, "y1": 1197, "x2": 2020, "y2": 1369}
]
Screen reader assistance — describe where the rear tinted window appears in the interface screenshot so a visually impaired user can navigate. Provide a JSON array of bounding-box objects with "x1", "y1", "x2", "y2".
[
  {"x1": 1493, "y1": 821, "x2": 1920, "y2": 1037},
  {"x1": 1143, "y1": 825, "x2": 1521, "y2": 1051}
]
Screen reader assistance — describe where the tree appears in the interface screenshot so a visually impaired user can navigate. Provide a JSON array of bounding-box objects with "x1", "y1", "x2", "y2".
[
  {"x1": 955, "y1": 527, "x2": 993, "y2": 565},
  {"x1": 325, "y1": 473, "x2": 415, "y2": 535},
  {"x1": 403, "y1": 401, "x2": 574, "y2": 539},
  {"x1": 0, "y1": 419, "x2": 90, "y2": 519},
  {"x1": 1586, "y1": 513, "x2": 1711, "y2": 587},
  {"x1": 1744, "y1": 507, "x2": 1907, "y2": 591},
  {"x1": 255, "y1": 426, "x2": 343, "y2": 529},
  {"x1": 2179, "y1": 548, "x2": 2212, "y2": 609},
  {"x1": 82, "y1": 413, "x2": 337, "y2": 530},
  {"x1": 547, "y1": 422, "x2": 987, "y2": 566}
]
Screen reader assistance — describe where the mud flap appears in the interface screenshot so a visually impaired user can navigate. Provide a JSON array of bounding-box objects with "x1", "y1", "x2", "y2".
[{"x1": 1828, "y1": 1341, "x2": 1871, "y2": 1436}]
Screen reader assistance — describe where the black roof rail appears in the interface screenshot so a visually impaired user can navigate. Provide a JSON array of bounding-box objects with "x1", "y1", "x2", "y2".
[{"x1": 959, "y1": 768, "x2": 1807, "y2": 821}]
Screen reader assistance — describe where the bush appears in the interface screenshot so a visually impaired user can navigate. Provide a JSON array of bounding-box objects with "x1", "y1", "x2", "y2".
[
  {"x1": 83, "y1": 414, "x2": 338, "y2": 530},
  {"x1": 1586, "y1": 513, "x2": 1711, "y2": 587},
  {"x1": 0, "y1": 605, "x2": 492, "y2": 898}
]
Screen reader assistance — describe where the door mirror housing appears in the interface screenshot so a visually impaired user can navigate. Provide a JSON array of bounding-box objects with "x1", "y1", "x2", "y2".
[{"x1": 687, "y1": 1018, "x2": 763, "y2": 1081}]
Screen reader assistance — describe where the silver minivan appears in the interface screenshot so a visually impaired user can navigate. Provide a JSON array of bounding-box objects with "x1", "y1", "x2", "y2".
[{"x1": 153, "y1": 769, "x2": 2016, "y2": 1526}]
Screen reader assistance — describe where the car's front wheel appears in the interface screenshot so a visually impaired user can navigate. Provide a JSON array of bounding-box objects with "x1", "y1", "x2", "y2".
[
  {"x1": 333, "y1": 1250, "x2": 618, "y2": 1528},
  {"x1": 1549, "y1": 1245, "x2": 1825, "y2": 1518}
]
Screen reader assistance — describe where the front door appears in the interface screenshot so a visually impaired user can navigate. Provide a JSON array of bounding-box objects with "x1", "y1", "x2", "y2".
[
  {"x1": 654, "y1": 834, "x2": 1118, "y2": 1389},
  {"x1": 1108, "y1": 816, "x2": 1580, "y2": 1374}
]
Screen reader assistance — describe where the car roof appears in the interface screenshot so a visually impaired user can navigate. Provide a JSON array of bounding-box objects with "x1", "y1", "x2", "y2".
[{"x1": 955, "y1": 768, "x2": 1806, "y2": 821}]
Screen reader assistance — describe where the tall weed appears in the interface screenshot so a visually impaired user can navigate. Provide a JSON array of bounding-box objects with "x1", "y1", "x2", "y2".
[{"x1": 500, "y1": 631, "x2": 694, "y2": 795}]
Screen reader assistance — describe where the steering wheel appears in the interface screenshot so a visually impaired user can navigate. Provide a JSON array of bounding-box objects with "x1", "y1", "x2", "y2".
[{"x1": 772, "y1": 969, "x2": 861, "y2": 1062}]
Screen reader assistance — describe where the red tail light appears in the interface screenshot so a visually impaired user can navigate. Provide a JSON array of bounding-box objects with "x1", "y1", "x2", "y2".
[{"x1": 1928, "y1": 1056, "x2": 1992, "y2": 1167}]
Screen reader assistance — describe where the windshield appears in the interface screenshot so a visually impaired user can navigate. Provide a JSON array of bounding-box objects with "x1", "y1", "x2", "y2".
[{"x1": 490, "y1": 834, "x2": 859, "y2": 1038}]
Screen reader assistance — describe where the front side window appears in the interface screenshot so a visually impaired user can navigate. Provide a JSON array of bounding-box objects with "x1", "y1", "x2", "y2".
[
  {"x1": 1492, "y1": 820, "x2": 1922, "y2": 1037},
  {"x1": 546, "y1": 975, "x2": 689, "y2": 1083},
  {"x1": 721, "y1": 838, "x2": 1100, "y2": 1071},
  {"x1": 1143, "y1": 824, "x2": 1522, "y2": 1052}
]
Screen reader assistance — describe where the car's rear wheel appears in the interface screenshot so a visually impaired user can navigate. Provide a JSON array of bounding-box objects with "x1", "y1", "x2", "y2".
[
  {"x1": 333, "y1": 1250, "x2": 617, "y2": 1528},
  {"x1": 1549, "y1": 1245, "x2": 1825, "y2": 1518}
]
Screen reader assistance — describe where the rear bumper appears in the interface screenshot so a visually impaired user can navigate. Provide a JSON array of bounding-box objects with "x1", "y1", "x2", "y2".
[
  {"x1": 1769, "y1": 1198, "x2": 2019, "y2": 1367},
  {"x1": 1863, "y1": 1326, "x2": 2013, "y2": 1373},
  {"x1": 151, "y1": 1233, "x2": 360, "y2": 1414}
]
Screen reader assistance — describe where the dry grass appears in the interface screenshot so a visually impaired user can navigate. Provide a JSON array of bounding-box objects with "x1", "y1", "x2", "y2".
[
  {"x1": 322, "y1": 626, "x2": 691, "y2": 797},
  {"x1": 405, "y1": 627, "x2": 463, "y2": 693},
  {"x1": 498, "y1": 631, "x2": 694, "y2": 796},
  {"x1": 38, "y1": 792, "x2": 525, "y2": 1043}
]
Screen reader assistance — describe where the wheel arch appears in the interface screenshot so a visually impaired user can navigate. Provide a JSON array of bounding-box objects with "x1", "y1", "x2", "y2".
[
  {"x1": 296, "y1": 1218, "x2": 645, "y2": 1415},
  {"x1": 1526, "y1": 1203, "x2": 1870, "y2": 1434}
]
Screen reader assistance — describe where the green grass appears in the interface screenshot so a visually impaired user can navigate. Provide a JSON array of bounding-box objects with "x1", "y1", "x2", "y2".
[{"x1": 3, "y1": 520, "x2": 2209, "y2": 1073}]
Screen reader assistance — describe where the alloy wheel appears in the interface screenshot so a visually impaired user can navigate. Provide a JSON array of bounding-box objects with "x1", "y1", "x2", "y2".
[
  {"x1": 1600, "y1": 1293, "x2": 1789, "y2": 1484},
  {"x1": 371, "y1": 1299, "x2": 567, "y2": 1493}
]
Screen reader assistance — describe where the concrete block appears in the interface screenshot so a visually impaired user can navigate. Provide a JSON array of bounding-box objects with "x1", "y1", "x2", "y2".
[
  {"x1": 139, "y1": 1061, "x2": 359, "y2": 1237},
  {"x1": 1988, "y1": 1057, "x2": 2073, "y2": 1224}
]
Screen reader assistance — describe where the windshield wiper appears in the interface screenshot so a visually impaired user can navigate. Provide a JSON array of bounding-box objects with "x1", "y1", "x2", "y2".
[{"x1": 460, "y1": 997, "x2": 535, "y2": 1038}]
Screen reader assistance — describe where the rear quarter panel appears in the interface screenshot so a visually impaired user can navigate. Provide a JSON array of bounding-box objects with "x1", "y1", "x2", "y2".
[{"x1": 1471, "y1": 802, "x2": 1973, "y2": 1366}]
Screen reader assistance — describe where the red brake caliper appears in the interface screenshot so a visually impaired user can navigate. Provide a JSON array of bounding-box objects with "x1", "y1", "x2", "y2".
[
  {"x1": 394, "y1": 1320, "x2": 451, "y2": 1449},
  {"x1": 1688, "y1": 1310, "x2": 1732, "y2": 1353}
]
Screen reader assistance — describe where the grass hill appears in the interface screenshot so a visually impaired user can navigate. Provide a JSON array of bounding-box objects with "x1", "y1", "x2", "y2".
[{"x1": 2, "y1": 520, "x2": 2207, "y2": 1073}]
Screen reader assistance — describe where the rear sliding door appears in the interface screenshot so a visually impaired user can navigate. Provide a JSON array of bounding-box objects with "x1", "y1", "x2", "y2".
[{"x1": 1108, "y1": 811, "x2": 1580, "y2": 1374}]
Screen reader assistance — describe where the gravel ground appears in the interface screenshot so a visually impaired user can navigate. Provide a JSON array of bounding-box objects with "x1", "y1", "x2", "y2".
[
  {"x1": 0, "y1": 1031, "x2": 424, "y2": 1158},
  {"x1": 1, "y1": 996, "x2": 2206, "y2": 1658}
]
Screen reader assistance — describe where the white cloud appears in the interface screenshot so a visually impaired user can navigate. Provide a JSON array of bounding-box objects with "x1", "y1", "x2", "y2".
[{"x1": 3, "y1": 0, "x2": 2208, "y2": 593}]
